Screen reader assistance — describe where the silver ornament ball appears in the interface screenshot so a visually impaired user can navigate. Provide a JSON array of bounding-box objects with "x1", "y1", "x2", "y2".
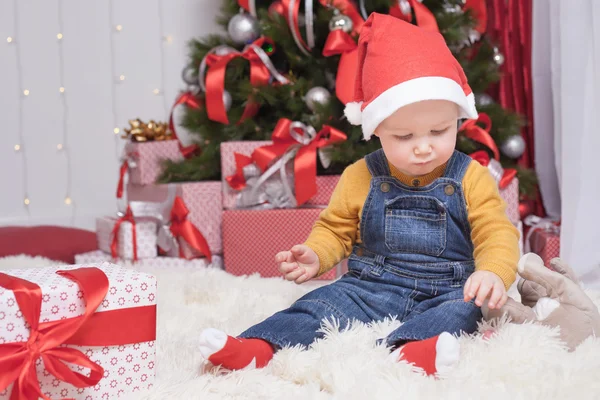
[
  {"x1": 329, "y1": 13, "x2": 353, "y2": 33},
  {"x1": 228, "y1": 13, "x2": 261, "y2": 45},
  {"x1": 188, "y1": 84, "x2": 201, "y2": 96},
  {"x1": 214, "y1": 45, "x2": 236, "y2": 56},
  {"x1": 305, "y1": 87, "x2": 331, "y2": 112},
  {"x1": 181, "y1": 66, "x2": 197, "y2": 85},
  {"x1": 443, "y1": 3, "x2": 462, "y2": 13},
  {"x1": 475, "y1": 93, "x2": 494, "y2": 106},
  {"x1": 501, "y1": 135, "x2": 526, "y2": 159},
  {"x1": 222, "y1": 89, "x2": 232, "y2": 112},
  {"x1": 493, "y1": 47, "x2": 505, "y2": 65}
]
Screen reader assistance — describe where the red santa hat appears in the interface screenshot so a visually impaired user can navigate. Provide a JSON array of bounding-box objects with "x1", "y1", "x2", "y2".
[{"x1": 344, "y1": 13, "x2": 478, "y2": 140}]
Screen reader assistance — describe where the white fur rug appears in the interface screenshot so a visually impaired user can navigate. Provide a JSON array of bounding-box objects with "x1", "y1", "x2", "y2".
[{"x1": 2, "y1": 255, "x2": 600, "y2": 400}]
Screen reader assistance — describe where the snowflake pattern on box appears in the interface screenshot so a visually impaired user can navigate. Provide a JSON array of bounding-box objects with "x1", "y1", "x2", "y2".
[
  {"x1": 96, "y1": 217, "x2": 157, "y2": 260},
  {"x1": 220, "y1": 141, "x2": 340, "y2": 209},
  {"x1": 0, "y1": 263, "x2": 156, "y2": 399},
  {"x1": 125, "y1": 141, "x2": 183, "y2": 185}
]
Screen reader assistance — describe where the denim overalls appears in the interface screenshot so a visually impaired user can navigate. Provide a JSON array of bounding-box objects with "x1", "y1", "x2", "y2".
[{"x1": 240, "y1": 149, "x2": 482, "y2": 349}]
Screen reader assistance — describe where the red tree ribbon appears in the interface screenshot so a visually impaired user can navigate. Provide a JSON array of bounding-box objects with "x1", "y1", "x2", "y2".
[
  {"x1": 110, "y1": 206, "x2": 138, "y2": 261},
  {"x1": 390, "y1": 0, "x2": 439, "y2": 32},
  {"x1": 238, "y1": 0, "x2": 251, "y2": 12},
  {"x1": 205, "y1": 37, "x2": 272, "y2": 125},
  {"x1": 169, "y1": 92, "x2": 202, "y2": 158},
  {"x1": 469, "y1": 150, "x2": 517, "y2": 189},
  {"x1": 322, "y1": 29, "x2": 359, "y2": 105},
  {"x1": 169, "y1": 196, "x2": 212, "y2": 262},
  {"x1": 463, "y1": 0, "x2": 487, "y2": 33},
  {"x1": 235, "y1": 118, "x2": 347, "y2": 205},
  {"x1": 280, "y1": 0, "x2": 308, "y2": 51},
  {"x1": 460, "y1": 113, "x2": 500, "y2": 160},
  {"x1": 0, "y1": 267, "x2": 156, "y2": 400}
]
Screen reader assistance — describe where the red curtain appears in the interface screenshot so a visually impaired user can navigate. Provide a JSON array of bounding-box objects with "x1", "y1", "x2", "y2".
[{"x1": 486, "y1": 0, "x2": 543, "y2": 216}]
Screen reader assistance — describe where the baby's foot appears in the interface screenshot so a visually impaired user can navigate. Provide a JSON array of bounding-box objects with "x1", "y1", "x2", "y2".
[
  {"x1": 199, "y1": 328, "x2": 274, "y2": 370},
  {"x1": 389, "y1": 332, "x2": 460, "y2": 376}
]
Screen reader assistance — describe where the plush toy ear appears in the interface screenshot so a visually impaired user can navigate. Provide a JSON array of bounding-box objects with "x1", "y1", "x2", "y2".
[{"x1": 482, "y1": 298, "x2": 537, "y2": 323}]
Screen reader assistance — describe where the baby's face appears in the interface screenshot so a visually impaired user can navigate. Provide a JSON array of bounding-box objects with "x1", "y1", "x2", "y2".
[{"x1": 374, "y1": 100, "x2": 459, "y2": 177}]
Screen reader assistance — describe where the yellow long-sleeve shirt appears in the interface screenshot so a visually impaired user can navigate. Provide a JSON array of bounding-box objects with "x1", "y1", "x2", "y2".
[{"x1": 304, "y1": 157, "x2": 520, "y2": 289}]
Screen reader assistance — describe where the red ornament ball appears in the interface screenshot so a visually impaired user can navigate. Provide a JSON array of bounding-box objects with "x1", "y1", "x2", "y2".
[
  {"x1": 268, "y1": 1, "x2": 286, "y2": 17},
  {"x1": 519, "y1": 200, "x2": 535, "y2": 220}
]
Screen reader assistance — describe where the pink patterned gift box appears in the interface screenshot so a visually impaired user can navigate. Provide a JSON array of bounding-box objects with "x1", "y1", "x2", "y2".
[
  {"x1": 529, "y1": 228, "x2": 560, "y2": 266},
  {"x1": 222, "y1": 208, "x2": 341, "y2": 280},
  {"x1": 220, "y1": 141, "x2": 340, "y2": 209},
  {"x1": 96, "y1": 216, "x2": 158, "y2": 260},
  {"x1": 75, "y1": 250, "x2": 223, "y2": 270},
  {"x1": 499, "y1": 177, "x2": 520, "y2": 226},
  {"x1": 125, "y1": 141, "x2": 183, "y2": 185},
  {"x1": 126, "y1": 181, "x2": 223, "y2": 255},
  {"x1": 0, "y1": 263, "x2": 156, "y2": 400}
]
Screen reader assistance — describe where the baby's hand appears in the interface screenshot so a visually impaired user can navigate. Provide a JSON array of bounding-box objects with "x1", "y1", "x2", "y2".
[
  {"x1": 275, "y1": 245, "x2": 320, "y2": 284},
  {"x1": 464, "y1": 270, "x2": 507, "y2": 310}
]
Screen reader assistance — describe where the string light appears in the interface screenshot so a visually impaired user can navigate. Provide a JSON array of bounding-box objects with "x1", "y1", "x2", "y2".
[
  {"x1": 163, "y1": 35, "x2": 173, "y2": 43},
  {"x1": 109, "y1": 1, "x2": 122, "y2": 158},
  {"x1": 157, "y1": 0, "x2": 169, "y2": 117},
  {"x1": 11, "y1": 0, "x2": 29, "y2": 213},
  {"x1": 57, "y1": 0, "x2": 74, "y2": 216}
]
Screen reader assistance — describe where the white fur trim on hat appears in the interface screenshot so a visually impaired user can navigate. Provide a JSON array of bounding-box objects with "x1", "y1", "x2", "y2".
[
  {"x1": 344, "y1": 101, "x2": 363, "y2": 125},
  {"x1": 360, "y1": 76, "x2": 478, "y2": 141}
]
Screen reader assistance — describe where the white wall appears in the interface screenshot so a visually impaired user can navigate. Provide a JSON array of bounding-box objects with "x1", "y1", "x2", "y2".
[{"x1": 0, "y1": 0, "x2": 222, "y2": 230}]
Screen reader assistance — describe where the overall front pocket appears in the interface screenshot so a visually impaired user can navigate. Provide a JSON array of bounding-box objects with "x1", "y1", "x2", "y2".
[{"x1": 384, "y1": 196, "x2": 447, "y2": 256}]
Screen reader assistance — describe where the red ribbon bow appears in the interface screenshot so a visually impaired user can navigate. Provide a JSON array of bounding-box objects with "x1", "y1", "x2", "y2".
[
  {"x1": 169, "y1": 92, "x2": 202, "y2": 158},
  {"x1": 0, "y1": 267, "x2": 156, "y2": 400},
  {"x1": 205, "y1": 37, "x2": 273, "y2": 125},
  {"x1": 169, "y1": 196, "x2": 212, "y2": 262},
  {"x1": 463, "y1": 0, "x2": 487, "y2": 34},
  {"x1": 390, "y1": 0, "x2": 439, "y2": 32},
  {"x1": 321, "y1": 0, "x2": 364, "y2": 104},
  {"x1": 469, "y1": 150, "x2": 517, "y2": 189},
  {"x1": 459, "y1": 113, "x2": 500, "y2": 160},
  {"x1": 110, "y1": 205, "x2": 138, "y2": 261},
  {"x1": 227, "y1": 118, "x2": 347, "y2": 206}
]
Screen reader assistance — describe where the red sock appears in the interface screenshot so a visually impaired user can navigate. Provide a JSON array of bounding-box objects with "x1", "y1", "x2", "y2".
[
  {"x1": 391, "y1": 332, "x2": 460, "y2": 376},
  {"x1": 199, "y1": 328, "x2": 274, "y2": 370}
]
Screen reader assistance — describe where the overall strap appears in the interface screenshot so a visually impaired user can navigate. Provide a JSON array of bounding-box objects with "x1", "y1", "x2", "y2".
[
  {"x1": 443, "y1": 150, "x2": 472, "y2": 182},
  {"x1": 365, "y1": 149, "x2": 391, "y2": 177}
]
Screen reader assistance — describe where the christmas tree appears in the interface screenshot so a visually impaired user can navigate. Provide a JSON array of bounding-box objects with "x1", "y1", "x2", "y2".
[{"x1": 159, "y1": 0, "x2": 536, "y2": 197}]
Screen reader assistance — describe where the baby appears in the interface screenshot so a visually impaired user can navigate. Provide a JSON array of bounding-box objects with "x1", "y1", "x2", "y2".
[{"x1": 199, "y1": 13, "x2": 520, "y2": 376}]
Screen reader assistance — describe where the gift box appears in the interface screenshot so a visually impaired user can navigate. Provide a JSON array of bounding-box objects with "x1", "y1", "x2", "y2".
[
  {"x1": 96, "y1": 216, "x2": 158, "y2": 260},
  {"x1": 499, "y1": 177, "x2": 520, "y2": 226},
  {"x1": 124, "y1": 141, "x2": 183, "y2": 186},
  {"x1": 126, "y1": 181, "x2": 222, "y2": 255},
  {"x1": 220, "y1": 141, "x2": 340, "y2": 209},
  {"x1": 222, "y1": 208, "x2": 342, "y2": 280},
  {"x1": 0, "y1": 263, "x2": 156, "y2": 399},
  {"x1": 75, "y1": 250, "x2": 223, "y2": 270},
  {"x1": 527, "y1": 225, "x2": 560, "y2": 266}
]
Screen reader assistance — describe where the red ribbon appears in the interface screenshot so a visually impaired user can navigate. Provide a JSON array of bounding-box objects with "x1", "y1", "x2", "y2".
[
  {"x1": 205, "y1": 37, "x2": 272, "y2": 125},
  {"x1": 390, "y1": 0, "x2": 439, "y2": 32},
  {"x1": 322, "y1": 27, "x2": 359, "y2": 105},
  {"x1": 169, "y1": 196, "x2": 212, "y2": 262},
  {"x1": 0, "y1": 267, "x2": 156, "y2": 400},
  {"x1": 320, "y1": 0, "x2": 364, "y2": 104},
  {"x1": 469, "y1": 150, "x2": 517, "y2": 189},
  {"x1": 228, "y1": 118, "x2": 347, "y2": 206},
  {"x1": 459, "y1": 113, "x2": 500, "y2": 160},
  {"x1": 115, "y1": 158, "x2": 129, "y2": 199},
  {"x1": 463, "y1": 0, "x2": 487, "y2": 34},
  {"x1": 237, "y1": 0, "x2": 251, "y2": 12},
  {"x1": 225, "y1": 153, "x2": 254, "y2": 191},
  {"x1": 110, "y1": 206, "x2": 138, "y2": 262},
  {"x1": 169, "y1": 92, "x2": 202, "y2": 158}
]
